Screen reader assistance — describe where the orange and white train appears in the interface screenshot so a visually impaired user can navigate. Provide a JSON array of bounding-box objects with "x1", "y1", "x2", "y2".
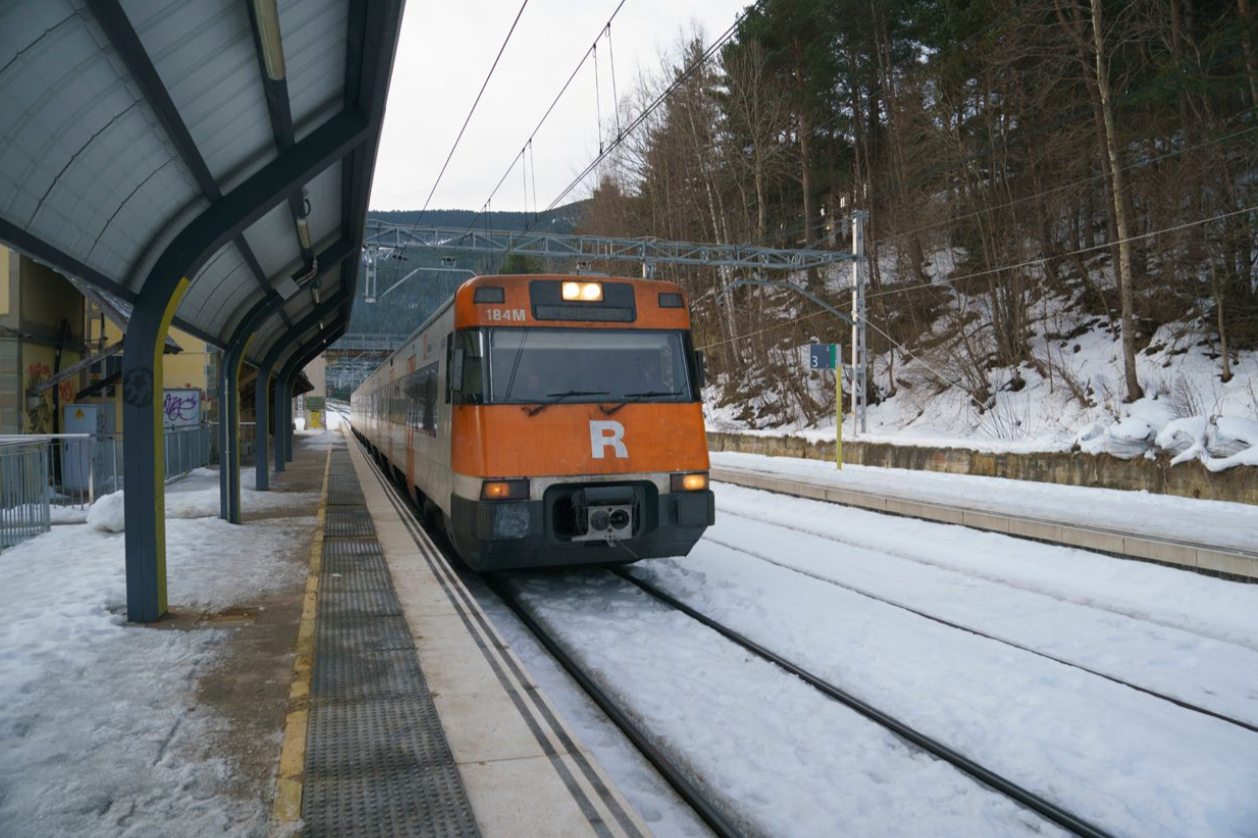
[{"x1": 350, "y1": 274, "x2": 715, "y2": 570}]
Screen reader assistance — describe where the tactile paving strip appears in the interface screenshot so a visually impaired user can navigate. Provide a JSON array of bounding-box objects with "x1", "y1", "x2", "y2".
[
  {"x1": 326, "y1": 507, "x2": 376, "y2": 538},
  {"x1": 304, "y1": 459, "x2": 479, "y2": 837},
  {"x1": 327, "y1": 479, "x2": 366, "y2": 507}
]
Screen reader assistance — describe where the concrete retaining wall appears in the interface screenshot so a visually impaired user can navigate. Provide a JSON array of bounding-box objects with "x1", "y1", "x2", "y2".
[{"x1": 707, "y1": 432, "x2": 1258, "y2": 507}]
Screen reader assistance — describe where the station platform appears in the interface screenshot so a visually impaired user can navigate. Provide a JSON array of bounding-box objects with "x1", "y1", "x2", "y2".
[
  {"x1": 710, "y1": 453, "x2": 1258, "y2": 580},
  {"x1": 278, "y1": 428, "x2": 650, "y2": 837}
]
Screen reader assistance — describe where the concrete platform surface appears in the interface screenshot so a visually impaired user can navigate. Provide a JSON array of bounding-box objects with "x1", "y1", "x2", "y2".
[{"x1": 346, "y1": 432, "x2": 652, "y2": 838}]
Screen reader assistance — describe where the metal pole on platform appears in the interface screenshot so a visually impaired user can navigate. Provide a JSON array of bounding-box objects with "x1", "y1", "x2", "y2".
[
  {"x1": 835, "y1": 344, "x2": 843, "y2": 470},
  {"x1": 850, "y1": 211, "x2": 867, "y2": 438}
]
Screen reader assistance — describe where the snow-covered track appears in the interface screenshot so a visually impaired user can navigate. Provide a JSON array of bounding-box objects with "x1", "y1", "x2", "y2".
[
  {"x1": 487, "y1": 572, "x2": 746, "y2": 838},
  {"x1": 704, "y1": 535, "x2": 1258, "y2": 736},
  {"x1": 718, "y1": 504, "x2": 1258, "y2": 650},
  {"x1": 608, "y1": 568, "x2": 1116, "y2": 838}
]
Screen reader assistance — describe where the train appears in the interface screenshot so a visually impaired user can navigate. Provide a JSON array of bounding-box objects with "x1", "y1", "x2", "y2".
[{"x1": 349, "y1": 273, "x2": 716, "y2": 571}]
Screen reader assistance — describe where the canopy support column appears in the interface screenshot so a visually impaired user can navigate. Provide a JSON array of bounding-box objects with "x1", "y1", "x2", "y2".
[
  {"x1": 118, "y1": 112, "x2": 371, "y2": 622},
  {"x1": 121, "y1": 280, "x2": 191, "y2": 623}
]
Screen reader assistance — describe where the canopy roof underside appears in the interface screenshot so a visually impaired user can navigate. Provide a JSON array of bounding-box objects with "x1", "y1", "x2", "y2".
[{"x1": 0, "y1": 0, "x2": 401, "y2": 368}]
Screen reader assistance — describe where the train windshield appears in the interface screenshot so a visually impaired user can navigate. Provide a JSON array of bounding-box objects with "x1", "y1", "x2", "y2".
[{"x1": 469, "y1": 328, "x2": 694, "y2": 405}]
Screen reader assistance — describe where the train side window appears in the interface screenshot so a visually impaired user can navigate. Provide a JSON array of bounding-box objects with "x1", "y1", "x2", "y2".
[
  {"x1": 453, "y1": 330, "x2": 485, "y2": 405},
  {"x1": 444, "y1": 333, "x2": 453, "y2": 404},
  {"x1": 407, "y1": 362, "x2": 439, "y2": 433}
]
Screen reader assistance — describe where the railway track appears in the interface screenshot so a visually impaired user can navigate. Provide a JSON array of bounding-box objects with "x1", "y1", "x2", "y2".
[
  {"x1": 702, "y1": 533, "x2": 1258, "y2": 736},
  {"x1": 495, "y1": 566, "x2": 1118, "y2": 838},
  {"x1": 354, "y1": 432, "x2": 1115, "y2": 838},
  {"x1": 716, "y1": 503, "x2": 1258, "y2": 644}
]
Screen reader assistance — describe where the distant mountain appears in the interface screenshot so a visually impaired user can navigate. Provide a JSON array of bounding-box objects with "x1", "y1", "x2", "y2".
[{"x1": 367, "y1": 200, "x2": 588, "y2": 234}]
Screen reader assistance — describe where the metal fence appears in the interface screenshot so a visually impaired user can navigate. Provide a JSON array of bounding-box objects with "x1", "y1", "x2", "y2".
[
  {"x1": 0, "y1": 424, "x2": 213, "y2": 551},
  {"x1": 0, "y1": 440, "x2": 51, "y2": 549}
]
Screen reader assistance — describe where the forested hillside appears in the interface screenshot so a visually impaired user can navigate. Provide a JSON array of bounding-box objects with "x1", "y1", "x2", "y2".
[{"x1": 578, "y1": 0, "x2": 1258, "y2": 452}]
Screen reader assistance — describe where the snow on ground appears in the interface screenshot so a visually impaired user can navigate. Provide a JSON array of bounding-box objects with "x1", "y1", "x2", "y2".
[
  {"x1": 719, "y1": 480, "x2": 1258, "y2": 692},
  {"x1": 710, "y1": 483, "x2": 1258, "y2": 648},
  {"x1": 624, "y1": 534, "x2": 1258, "y2": 838},
  {"x1": 701, "y1": 495, "x2": 1258, "y2": 724},
  {"x1": 504, "y1": 570, "x2": 1067, "y2": 838},
  {"x1": 0, "y1": 467, "x2": 314, "y2": 835},
  {"x1": 165, "y1": 466, "x2": 318, "y2": 519},
  {"x1": 711, "y1": 450, "x2": 1258, "y2": 554}
]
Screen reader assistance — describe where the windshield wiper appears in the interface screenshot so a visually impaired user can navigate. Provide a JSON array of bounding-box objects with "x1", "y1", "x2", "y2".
[
  {"x1": 524, "y1": 390, "x2": 610, "y2": 416},
  {"x1": 600, "y1": 389, "x2": 686, "y2": 415}
]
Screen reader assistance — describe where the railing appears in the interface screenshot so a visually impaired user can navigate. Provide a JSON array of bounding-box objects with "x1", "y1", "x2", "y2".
[
  {"x1": 163, "y1": 425, "x2": 212, "y2": 483},
  {"x1": 0, "y1": 424, "x2": 213, "y2": 551},
  {"x1": 208, "y1": 421, "x2": 257, "y2": 465},
  {"x1": 0, "y1": 440, "x2": 51, "y2": 549}
]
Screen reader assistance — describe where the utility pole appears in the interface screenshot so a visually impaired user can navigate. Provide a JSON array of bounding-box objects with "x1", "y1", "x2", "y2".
[
  {"x1": 850, "y1": 211, "x2": 867, "y2": 436},
  {"x1": 362, "y1": 247, "x2": 377, "y2": 301}
]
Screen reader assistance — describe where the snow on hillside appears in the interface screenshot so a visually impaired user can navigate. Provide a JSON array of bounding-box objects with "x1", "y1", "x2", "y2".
[{"x1": 705, "y1": 256, "x2": 1258, "y2": 468}]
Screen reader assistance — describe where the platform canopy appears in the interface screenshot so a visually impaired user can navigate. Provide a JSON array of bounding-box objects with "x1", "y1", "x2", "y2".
[
  {"x1": 0, "y1": 0, "x2": 403, "y2": 373},
  {"x1": 0, "y1": 0, "x2": 405, "y2": 623}
]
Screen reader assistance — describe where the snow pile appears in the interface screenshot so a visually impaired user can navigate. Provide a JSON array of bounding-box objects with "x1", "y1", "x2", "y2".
[
  {"x1": 86, "y1": 490, "x2": 126, "y2": 532},
  {"x1": 1096, "y1": 415, "x2": 1158, "y2": 459},
  {"x1": 1203, "y1": 416, "x2": 1258, "y2": 472},
  {"x1": 1101, "y1": 412, "x2": 1258, "y2": 469}
]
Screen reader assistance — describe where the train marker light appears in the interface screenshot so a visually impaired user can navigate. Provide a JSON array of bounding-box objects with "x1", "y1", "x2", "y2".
[
  {"x1": 671, "y1": 473, "x2": 708, "y2": 492},
  {"x1": 481, "y1": 479, "x2": 530, "y2": 500},
  {"x1": 562, "y1": 281, "x2": 604, "y2": 302}
]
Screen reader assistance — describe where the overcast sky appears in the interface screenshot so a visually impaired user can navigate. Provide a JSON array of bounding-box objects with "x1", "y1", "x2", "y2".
[{"x1": 369, "y1": 0, "x2": 749, "y2": 213}]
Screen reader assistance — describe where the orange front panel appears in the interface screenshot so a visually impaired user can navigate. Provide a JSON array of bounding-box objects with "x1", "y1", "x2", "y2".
[
  {"x1": 453, "y1": 275, "x2": 692, "y2": 331},
  {"x1": 451, "y1": 402, "x2": 709, "y2": 478}
]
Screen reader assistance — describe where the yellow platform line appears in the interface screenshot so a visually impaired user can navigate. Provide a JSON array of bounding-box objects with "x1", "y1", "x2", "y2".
[{"x1": 270, "y1": 448, "x2": 332, "y2": 831}]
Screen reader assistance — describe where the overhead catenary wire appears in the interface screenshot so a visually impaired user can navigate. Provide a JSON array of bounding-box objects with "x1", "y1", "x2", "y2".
[
  {"x1": 401, "y1": 0, "x2": 530, "y2": 243},
  {"x1": 450, "y1": 0, "x2": 631, "y2": 244},
  {"x1": 607, "y1": 22, "x2": 622, "y2": 139},
  {"x1": 532, "y1": 1, "x2": 764, "y2": 223}
]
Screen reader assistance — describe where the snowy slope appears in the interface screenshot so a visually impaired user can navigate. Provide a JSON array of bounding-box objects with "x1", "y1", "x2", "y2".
[{"x1": 706, "y1": 264, "x2": 1258, "y2": 466}]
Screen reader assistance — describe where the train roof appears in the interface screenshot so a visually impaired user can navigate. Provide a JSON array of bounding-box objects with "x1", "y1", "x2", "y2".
[{"x1": 452, "y1": 274, "x2": 691, "y2": 331}]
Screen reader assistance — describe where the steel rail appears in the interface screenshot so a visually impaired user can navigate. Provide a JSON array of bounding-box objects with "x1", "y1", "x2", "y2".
[
  {"x1": 486, "y1": 573, "x2": 748, "y2": 838},
  {"x1": 610, "y1": 567, "x2": 1118, "y2": 838},
  {"x1": 704, "y1": 528, "x2": 1258, "y2": 736}
]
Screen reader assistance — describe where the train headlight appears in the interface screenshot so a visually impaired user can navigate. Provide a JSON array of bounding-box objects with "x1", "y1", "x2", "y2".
[
  {"x1": 561, "y1": 281, "x2": 603, "y2": 301},
  {"x1": 670, "y1": 473, "x2": 708, "y2": 492},
  {"x1": 481, "y1": 479, "x2": 530, "y2": 501}
]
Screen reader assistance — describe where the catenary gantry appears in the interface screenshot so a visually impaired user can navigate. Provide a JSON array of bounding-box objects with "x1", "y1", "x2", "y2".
[
  {"x1": 0, "y1": 0, "x2": 404, "y2": 621},
  {"x1": 363, "y1": 219, "x2": 858, "y2": 272}
]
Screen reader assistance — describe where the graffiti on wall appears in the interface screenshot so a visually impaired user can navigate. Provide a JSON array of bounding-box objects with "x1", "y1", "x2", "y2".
[
  {"x1": 23, "y1": 362, "x2": 75, "y2": 433},
  {"x1": 162, "y1": 388, "x2": 202, "y2": 426}
]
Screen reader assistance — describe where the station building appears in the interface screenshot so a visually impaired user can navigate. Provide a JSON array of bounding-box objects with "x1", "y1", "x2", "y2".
[{"x1": 0, "y1": 243, "x2": 315, "y2": 444}]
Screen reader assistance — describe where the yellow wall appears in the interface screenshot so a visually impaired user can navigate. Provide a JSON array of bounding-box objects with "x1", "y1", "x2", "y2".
[{"x1": 21, "y1": 259, "x2": 85, "y2": 340}]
